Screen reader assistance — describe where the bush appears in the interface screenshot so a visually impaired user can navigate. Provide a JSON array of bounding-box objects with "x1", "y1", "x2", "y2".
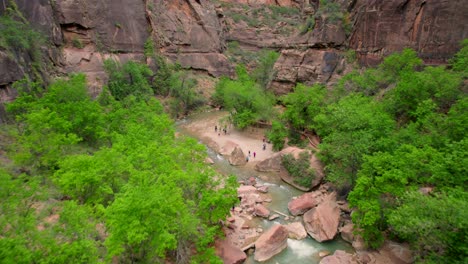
[{"x1": 281, "y1": 152, "x2": 316, "y2": 188}]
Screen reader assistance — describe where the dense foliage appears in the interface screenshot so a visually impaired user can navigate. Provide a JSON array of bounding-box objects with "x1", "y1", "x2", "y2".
[
  {"x1": 1, "y1": 74, "x2": 238, "y2": 263},
  {"x1": 269, "y1": 46, "x2": 468, "y2": 262},
  {"x1": 213, "y1": 64, "x2": 276, "y2": 129},
  {"x1": 281, "y1": 152, "x2": 317, "y2": 188},
  {"x1": 103, "y1": 57, "x2": 205, "y2": 118}
]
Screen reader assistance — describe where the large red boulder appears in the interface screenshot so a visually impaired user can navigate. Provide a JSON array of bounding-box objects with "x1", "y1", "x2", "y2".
[
  {"x1": 215, "y1": 239, "x2": 247, "y2": 264},
  {"x1": 254, "y1": 204, "x2": 270, "y2": 218},
  {"x1": 303, "y1": 198, "x2": 340, "y2": 242},
  {"x1": 319, "y1": 250, "x2": 359, "y2": 264},
  {"x1": 285, "y1": 222, "x2": 308, "y2": 240},
  {"x1": 287, "y1": 191, "x2": 322, "y2": 216},
  {"x1": 254, "y1": 225, "x2": 289, "y2": 262}
]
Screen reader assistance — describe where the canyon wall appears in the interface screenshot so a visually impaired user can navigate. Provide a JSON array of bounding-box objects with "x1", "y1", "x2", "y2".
[
  {"x1": 349, "y1": 0, "x2": 468, "y2": 65},
  {"x1": 0, "y1": 0, "x2": 466, "y2": 92}
]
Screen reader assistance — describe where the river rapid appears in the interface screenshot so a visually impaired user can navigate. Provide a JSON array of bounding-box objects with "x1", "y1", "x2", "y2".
[{"x1": 177, "y1": 111, "x2": 353, "y2": 264}]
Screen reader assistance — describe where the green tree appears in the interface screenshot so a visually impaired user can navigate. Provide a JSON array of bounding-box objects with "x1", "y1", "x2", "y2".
[
  {"x1": 104, "y1": 59, "x2": 153, "y2": 100},
  {"x1": 7, "y1": 74, "x2": 104, "y2": 170},
  {"x1": 449, "y1": 39, "x2": 468, "y2": 77},
  {"x1": 314, "y1": 94, "x2": 395, "y2": 188},
  {"x1": 281, "y1": 83, "x2": 327, "y2": 132},
  {"x1": 213, "y1": 65, "x2": 275, "y2": 129},
  {"x1": 252, "y1": 50, "x2": 280, "y2": 90},
  {"x1": 388, "y1": 190, "x2": 468, "y2": 263}
]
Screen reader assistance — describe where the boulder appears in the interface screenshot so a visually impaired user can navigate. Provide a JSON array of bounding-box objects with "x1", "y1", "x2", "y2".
[
  {"x1": 287, "y1": 191, "x2": 321, "y2": 216},
  {"x1": 303, "y1": 198, "x2": 340, "y2": 242},
  {"x1": 380, "y1": 241, "x2": 414, "y2": 264},
  {"x1": 215, "y1": 239, "x2": 247, "y2": 264},
  {"x1": 285, "y1": 222, "x2": 308, "y2": 240},
  {"x1": 257, "y1": 185, "x2": 269, "y2": 193},
  {"x1": 254, "y1": 225, "x2": 289, "y2": 262},
  {"x1": 268, "y1": 214, "x2": 280, "y2": 221},
  {"x1": 220, "y1": 141, "x2": 239, "y2": 156},
  {"x1": 254, "y1": 204, "x2": 270, "y2": 218},
  {"x1": 318, "y1": 250, "x2": 331, "y2": 258},
  {"x1": 237, "y1": 185, "x2": 257, "y2": 196},
  {"x1": 255, "y1": 153, "x2": 282, "y2": 172},
  {"x1": 319, "y1": 250, "x2": 359, "y2": 264},
  {"x1": 339, "y1": 223, "x2": 355, "y2": 244},
  {"x1": 352, "y1": 235, "x2": 367, "y2": 251},
  {"x1": 229, "y1": 146, "x2": 247, "y2": 166},
  {"x1": 277, "y1": 147, "x2": 325, "y2": 191}
]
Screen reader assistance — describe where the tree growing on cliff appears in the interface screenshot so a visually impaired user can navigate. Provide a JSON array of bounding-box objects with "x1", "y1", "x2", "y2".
[{"x1": 252, "y1": 50, "x2": 280, "y2": 91}]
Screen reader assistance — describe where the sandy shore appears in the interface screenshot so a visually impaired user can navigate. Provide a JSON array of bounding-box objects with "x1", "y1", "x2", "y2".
[{"x1": 180, "y1": 111, "x2": 276, "y2": 168}]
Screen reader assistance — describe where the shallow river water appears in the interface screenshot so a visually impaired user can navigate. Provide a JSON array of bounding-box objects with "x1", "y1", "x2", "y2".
[{"x1": 177, "y1": 111, "x2": 353, "y2": 264}]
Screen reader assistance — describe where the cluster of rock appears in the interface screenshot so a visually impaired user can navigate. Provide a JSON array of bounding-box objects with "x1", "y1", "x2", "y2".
[{"x1": 216, "y1": 176, "x2": 414, "y2": 263}]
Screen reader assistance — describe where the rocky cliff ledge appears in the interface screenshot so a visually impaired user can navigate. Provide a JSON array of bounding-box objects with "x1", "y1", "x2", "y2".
[{"x1": 0, "y1": 0, "x2": 466, "y2": 91}]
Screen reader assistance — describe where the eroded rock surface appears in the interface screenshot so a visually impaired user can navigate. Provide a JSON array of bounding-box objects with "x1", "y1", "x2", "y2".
[
  {"x1": 215, "y1": 238, "x2": 247, "y2": 264},
  {"x1": 350, "y1": 0, "x2": 467, "y2": 65},
  {"x1": 254, "y1": 224, "x2": 289, "y2": 262},
  {"x1": 319, "y1": 250, "x2": 359, "y2": 264},
  {"x1": 285, "y1": 222, "x2": 308, "y2": 240},
  {"x1": 288, "y1": 191, "x2": 322, "y2": 216},
  {"x1": 229, "y1": 146, "x2": 247, "y2": 166},
  {"x1": 303, "y1": 195, "x2": 340, "y2": 242}
]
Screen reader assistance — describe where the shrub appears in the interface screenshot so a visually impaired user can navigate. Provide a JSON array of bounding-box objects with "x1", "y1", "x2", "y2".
[{"x1": 281, "y1": 152, "x2": 316, "y2": 188}]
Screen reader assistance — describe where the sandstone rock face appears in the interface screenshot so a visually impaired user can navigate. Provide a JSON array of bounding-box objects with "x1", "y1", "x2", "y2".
[
  {"x1": 285, "y1": 222, "x2": 308, "y2": 240},
  {"x1": 350, "y1": 0, "x2": 468, "y2": 65},
  {"x1": 254, "y1": 225, "x2": 289, "y2": 262},
  {"x1": 0, "y1": 51, "x2": 24, "y2": 86},
  {"x1": 287, "y1": 191, "x2": 321, "y2": 216},
  {"x1": 303, "y1": 198, "x2": 340, "y2": 242},
  {"x1": 152, "y1": 0, "x2": 234, "y2": 77},
  {"x1": 319, "y1": 250, "x2": 359, "y2": 264},
  {"x1": 56, "y1": 0, "x2": 149, "y2": 52},
  {"x1": 229, "y1": 146, "x2": 247, "y2": 166},
  {"x1": 271, "y1": 49, "x2": 347, "y2": 95},
  {"x1": 215, "y1": 238, "x2": 247, "y2": 264},
  {"x1": 11, "y1": 0, "x2": 63, "y2": 46}
]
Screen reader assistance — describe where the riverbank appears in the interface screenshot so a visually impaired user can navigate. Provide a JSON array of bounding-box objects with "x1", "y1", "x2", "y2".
[{"x1": 179, "y1": 110, "x2": 276, "y2": 168}]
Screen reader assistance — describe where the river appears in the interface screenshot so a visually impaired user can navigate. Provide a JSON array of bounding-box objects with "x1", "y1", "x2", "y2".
[{"x1": 177, "y1": 111, "x2": 353, "y2": 264}]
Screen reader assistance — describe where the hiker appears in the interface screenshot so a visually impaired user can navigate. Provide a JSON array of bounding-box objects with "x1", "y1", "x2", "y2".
[
  {"x1": 215, "y1": 125, "x2": 217, "y2": 132},
  {"x1": 263, "y1": 143, "x2": 266, "y2": 150},
  {"x1": 253, "y1": 152, "x2": 256, "y2": 158}
]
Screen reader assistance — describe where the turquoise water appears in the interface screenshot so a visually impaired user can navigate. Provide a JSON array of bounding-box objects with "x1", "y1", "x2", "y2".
[{"x1": 177, "y1": 113, "x2": 354, "y2": 263}]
